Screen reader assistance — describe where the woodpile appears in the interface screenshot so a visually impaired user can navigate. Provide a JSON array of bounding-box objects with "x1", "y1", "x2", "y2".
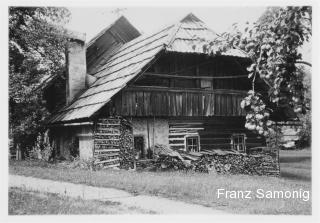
[
  {"x1": 154, "y1": 155, "x2": 190, "y2": 170},
  {"x1": 94, "y1": 117, "x2": 134, "y2": 169},
  {"x1": 119, "y1": 119, "x2": 135, "y2": 169},
  {"x1": 137, "y1": 145, "x2": 279, "y2": 176},
  {"x1": 152, "y1": 144, "x2": 192, "y2": 170},
  {"x1": 193, "y1": 150, "x2": 279, "y2": 176}
]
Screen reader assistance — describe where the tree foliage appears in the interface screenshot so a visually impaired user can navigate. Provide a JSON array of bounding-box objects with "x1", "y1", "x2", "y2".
[
  {"x1": 9, "y1": 7, "x2": 70, "y2": 153},
  {"x1": 207, "y1": 6, "x2": 312, "y2": 136}
]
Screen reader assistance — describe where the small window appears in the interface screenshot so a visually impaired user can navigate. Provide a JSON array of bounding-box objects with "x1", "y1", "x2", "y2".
[
  {"x1": 186, "y1": 136, "x2": 200, "y2": 152},
  {"x1": 231, "y1": 134, "x2": 246, "y2": 153},
  {"x1": 200, "y1": 80, "x2": 212, "y2": 90}
]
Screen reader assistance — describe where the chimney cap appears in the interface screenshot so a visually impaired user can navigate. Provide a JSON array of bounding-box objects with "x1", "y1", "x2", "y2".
[{"x1": 66, "y1": 29, "x2": 86, "y2": 42}]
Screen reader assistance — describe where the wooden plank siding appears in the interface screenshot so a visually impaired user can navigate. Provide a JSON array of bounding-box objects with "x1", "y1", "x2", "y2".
[{"x1": 110, "y1": 87, "x2": 246, "y2": 117}]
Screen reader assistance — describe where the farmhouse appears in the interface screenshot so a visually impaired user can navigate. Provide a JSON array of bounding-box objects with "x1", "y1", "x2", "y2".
[{"x1": 45, "y1": 13, "x2": 273, "y2": 168}]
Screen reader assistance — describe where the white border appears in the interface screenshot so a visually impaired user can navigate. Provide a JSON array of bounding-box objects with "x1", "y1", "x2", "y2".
[{"x1": 1, "y1": 1, "x2": 319, "y2": 223}]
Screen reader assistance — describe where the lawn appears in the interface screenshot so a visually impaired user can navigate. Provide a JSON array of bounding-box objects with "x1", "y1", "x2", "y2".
[
  {"x1": 9, "y1": 148, "x2": 311, "y2": 215},
  {"x1": 280, "y1": 149, "x2": 311, "y2": 181},
  {"x1": 9, "y1": 187, "x2": 153, "y2": 215}
]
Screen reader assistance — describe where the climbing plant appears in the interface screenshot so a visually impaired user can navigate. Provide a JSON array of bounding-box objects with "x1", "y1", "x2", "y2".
[{"x1": 206, "y1": 6, "x2": 312, "y2": 135}]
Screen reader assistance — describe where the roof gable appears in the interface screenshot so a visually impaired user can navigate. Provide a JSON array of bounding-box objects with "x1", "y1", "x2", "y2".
[
  {"x1": 86, "y1": 16, "x2": 141, "y2": 74},
  {"x1": 180, "y1": 13, "x2": 203, "y2": 23},
  {"x1": 166, "y1": 13, "x2": 247, "y2": 57}
]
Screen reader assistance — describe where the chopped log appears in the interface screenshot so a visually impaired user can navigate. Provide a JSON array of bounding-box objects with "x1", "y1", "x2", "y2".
[
  {"x1": 180, "y1": 153, "x2": 199, "y2": 161},
  {"x1": 188, "y1": 151, "x2": 204, "y2": 157}
]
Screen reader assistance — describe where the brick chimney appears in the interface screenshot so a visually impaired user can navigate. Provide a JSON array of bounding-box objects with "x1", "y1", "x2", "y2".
[{"x1": 66, "y1": 31, "x2": 86, "y2": 105}]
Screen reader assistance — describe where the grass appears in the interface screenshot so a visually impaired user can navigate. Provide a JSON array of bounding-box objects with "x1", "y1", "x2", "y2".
[
  {"x1": 9, "y1": 148, "x2": 311, "y2": 215},
  {"x1": 9, "y1": 187, "x2": 153, "y2": 215},
  {"x1": 280, "y1": 149, "x2": 311, "y2": 182}
]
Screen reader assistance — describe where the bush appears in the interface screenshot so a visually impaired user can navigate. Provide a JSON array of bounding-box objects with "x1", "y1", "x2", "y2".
[{"x1": 28, "y1": 131, "x2": 53, "y2": 161}]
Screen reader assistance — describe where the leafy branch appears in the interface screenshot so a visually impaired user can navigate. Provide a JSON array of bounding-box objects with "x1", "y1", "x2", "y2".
[{"x1": 205, "y1": 6, "x2": 312, "y2": 136}]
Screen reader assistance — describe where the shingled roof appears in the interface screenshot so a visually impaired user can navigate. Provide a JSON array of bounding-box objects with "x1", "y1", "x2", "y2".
[
  {"x1": 166, "y1": 13, "x2": 247, "y2": 57},
  {"x1": 48, "y1": 13, "x2": 248, "y2": 124},
  {"x1": 86, "y1": 16, "x2": 141, "y2": 74}
]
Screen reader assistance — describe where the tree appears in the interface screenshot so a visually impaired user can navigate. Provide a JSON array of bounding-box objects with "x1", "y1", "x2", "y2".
[
  {"x1": 206, "y1": 6, "x2": 312, "y2": 136},
  {"x1": 296, "y1": 65, "x2": 311, "y2": 147},
  {"x1": 9, "y1": 7, "x2": 70, "y2": 155}
]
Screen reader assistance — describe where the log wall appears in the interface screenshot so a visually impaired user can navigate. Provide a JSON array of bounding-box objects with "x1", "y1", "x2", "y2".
[{"x1": 168, "y1": 117, "x2": 266, "y2": 151}]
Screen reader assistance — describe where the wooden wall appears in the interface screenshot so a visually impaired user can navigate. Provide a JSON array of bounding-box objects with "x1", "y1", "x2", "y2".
[
  {"x1": 109, "y1": 87, "x2": 246, "y2": 117},
  {"x1": 96, "y1": 52, "x2": 267, "y2": 151},
  {"x1": 134, "y1": 52, "x2": 252, "y2": 91}
]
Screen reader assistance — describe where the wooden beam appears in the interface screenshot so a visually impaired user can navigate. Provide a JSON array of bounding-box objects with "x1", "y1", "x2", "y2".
[
  {"x1": 50, "y1": 121, "x2": 94, "y2": 127},
  {"x1": 143, "y1": 72, "x2": 248, "y2": 79},
  {"x1": 127, "y1": 86, "x2": 247, "y2": 95}
]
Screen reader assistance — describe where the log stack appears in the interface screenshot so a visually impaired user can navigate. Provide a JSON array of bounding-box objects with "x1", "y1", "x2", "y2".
[
  {"x1": 119, "y1": 118, "x2": 135, "y2": 169},
  {"x1": 137, "y1": 145, "x2": 280, "y2": 176},
  {"x1": 193, "y1": 150, "x2": 279, "y2": 176},
  {"x1": 94, "y1": 117, "x2": 134, "y2": 169}
]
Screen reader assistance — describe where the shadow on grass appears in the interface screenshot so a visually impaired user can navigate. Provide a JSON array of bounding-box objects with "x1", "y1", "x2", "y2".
[
  {"x1": 280, "y1": 156, "x2": 311, "y2": 163},
  {"x1": 280, "y1": 170, "x2": 311, "y2": 181}
]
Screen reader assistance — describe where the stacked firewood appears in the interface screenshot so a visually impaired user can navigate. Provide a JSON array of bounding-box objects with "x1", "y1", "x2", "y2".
[
  {"x1": 137, "y1": 145, "x2": 279, "y2": 176},
  {"x1": 119, "y1": 120, "x2": 135, "y2": 170},
  {"x1": 151, "y1": 144, "x2": 192, "y2": 171},
  {"x1": 193, "y1": 150, "x2": 279, "y2": 176},
  {"x1": 94, "y1": 117, "x2": 134, "y2": 170}
]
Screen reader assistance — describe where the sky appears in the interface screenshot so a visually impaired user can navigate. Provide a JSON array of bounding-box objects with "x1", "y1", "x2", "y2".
[
  {"x1": 66, "y1": 7, "x2": 266, "y2": 42},
  {"x1": 65, "y1": 7, "x2": 311, "y2": 63}
]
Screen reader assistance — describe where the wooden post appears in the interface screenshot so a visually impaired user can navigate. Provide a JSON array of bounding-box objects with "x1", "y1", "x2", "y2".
[
  {"x1": 153, "y1": 116, "x2": 155, "y2": 155},
  {"x1": 275, "y1": 122, "x2": 280, "y2": 174},
  {"x1": 147, "y1": 118, "x2": 150, "y2": 158},
  {"x1": 196, "y1": 64, "x2": 200, "y2": 88},
  {"x1": 16, "y1": 144, "x2": 21, "y2": 160}
]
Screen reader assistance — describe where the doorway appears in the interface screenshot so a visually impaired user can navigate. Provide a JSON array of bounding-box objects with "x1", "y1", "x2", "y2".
[{"x1": 134, "y1": 136, "x2": 145, "y2": 159}]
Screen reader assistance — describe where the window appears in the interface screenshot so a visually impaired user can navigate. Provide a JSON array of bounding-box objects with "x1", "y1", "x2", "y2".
[
  {"x1": 200, "y1": 79, "x2": 212, "y2": 90},
  {"x1": 186, "y1": 136, "x2": 200, "y2": 152},
  {"x1": 231, "y1": 134, "x2": 246, "y2": 153}
]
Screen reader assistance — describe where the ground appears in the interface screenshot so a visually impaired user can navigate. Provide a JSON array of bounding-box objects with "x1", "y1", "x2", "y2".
[
  {"x1": 9, "y1": 149, "x2": 311, "y2": 215},
  {"x1": 9, "y1": 187, "x2": 153, "y2": 215},
  {"x1": 279, "y1": 149, "x2": 311, "y2": 181}
]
